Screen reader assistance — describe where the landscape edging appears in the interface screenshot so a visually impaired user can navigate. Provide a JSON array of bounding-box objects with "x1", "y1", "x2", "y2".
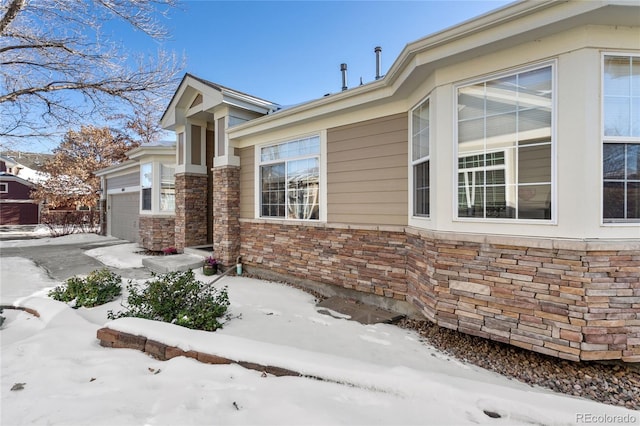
[{"x1": 96, "y1": 327, "x2": 303, "y2": 377}]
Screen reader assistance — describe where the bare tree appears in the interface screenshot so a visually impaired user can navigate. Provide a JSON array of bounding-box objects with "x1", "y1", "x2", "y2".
[
  {"x1": 113, "y1": 97, "x2": 169, "y2": 146},
  {"x1": 0, "y1": 0, "x2": 182, "y2": 144}
]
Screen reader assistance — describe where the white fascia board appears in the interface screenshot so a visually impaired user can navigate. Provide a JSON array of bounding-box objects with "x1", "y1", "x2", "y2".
[
  {"x1": 127, "y1": 147, "x2": 176, "y2": 160},
  {"x1": 94, "y1": 160, "x2": 138, "y2": 177},
  {"x1": 228, "y1": 80, "x2": 392, "y2": 139},
  {"x1": 161, "y1": 76, "x2": 220, "y2": 128},
  {"x1": 221, "y1": 90, "x2": 279, "y2": 114}
]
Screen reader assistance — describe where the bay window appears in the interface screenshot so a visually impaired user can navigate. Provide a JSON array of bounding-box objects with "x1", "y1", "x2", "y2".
[
  {"x1": 603, "y1": 54, "x2": 640, "y2": 223},
  {"x1": 160, "y1": 164, "x2": 175, "y2": 212},
  {"x1": 411, "y1": 98, "x2": 430, "y2": 217},
  {"x1": 140, "y1": 162, "x2": 175, "y2": 213},
  {"x1": 260, "y1": 136, "x2": 320, "y2": 220},
  {"x1": 141, "y1": 163, "x2": 152, "y2": 211},
  {"x1": 456, "y1": 64, "x2": 553, "y2": 220}
]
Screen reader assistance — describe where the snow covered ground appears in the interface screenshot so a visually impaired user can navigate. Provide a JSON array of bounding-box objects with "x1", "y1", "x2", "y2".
[{"x1": 1, "y1": 235, "x2": 637, "y2": 425}]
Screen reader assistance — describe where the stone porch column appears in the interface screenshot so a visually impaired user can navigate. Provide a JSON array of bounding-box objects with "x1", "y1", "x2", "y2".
[
  {"x1": 212, "y1": 165, "x2": 240, "y2": 267},
  {"x1": 174, "y1": 173, "x2": 208, "y2": 251}
]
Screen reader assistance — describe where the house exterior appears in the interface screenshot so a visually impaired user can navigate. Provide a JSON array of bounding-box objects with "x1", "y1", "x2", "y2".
[
  {"x1": 99, "y1": 0, "x2": 640, "y2": 362},
  {"x1": 0, "y1": 172, "x2": 39, "y2": 225},
  {"x1": 95, "y1": 141, "x2": 177, "y2": 246},
  {"x1": 0, "y1": 155, "x2": 42, "y2": 225}
]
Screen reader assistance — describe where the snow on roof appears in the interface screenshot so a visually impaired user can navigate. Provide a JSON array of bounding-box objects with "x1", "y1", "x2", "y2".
[{"x1": 14, "y1": 165, "x2": 49, "y2": 184}]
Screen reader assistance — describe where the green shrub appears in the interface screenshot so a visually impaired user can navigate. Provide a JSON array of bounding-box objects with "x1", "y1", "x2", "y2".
[
  {"x1": 48, "y1": 268, "x2": 122, "y2": 308},
  {"x1": 108, "y1": 270, "x2": 229, "y2": 332}
]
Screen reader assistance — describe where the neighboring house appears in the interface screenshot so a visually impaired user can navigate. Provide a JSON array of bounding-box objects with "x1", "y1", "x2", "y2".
[
  {"x1": 98, "y1": 0, "x2": 640, "y2": 362},
  {"x1": 0, "y1": 172, "x2": 39, "y2": 225},
  {"x1": 0, "y1": 151, "x2": 50, "y2": 185},
  {"x1": 0, "y1": 155, "x2": 44, "y2": 225}
]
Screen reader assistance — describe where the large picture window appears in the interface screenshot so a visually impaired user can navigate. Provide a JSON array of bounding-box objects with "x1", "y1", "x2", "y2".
[
  {"x1": 456, "y1": 64, "x2": 553, "y2": 220},
  {"x1": 260, "y1": 136, "x2": 320, "y2": 220},
  {"x1": 412, "y1": 98, "x2": 430, "y2": 217},
  {"x1": 603, "y1": 55, "x2": 640, "y2": 223}
]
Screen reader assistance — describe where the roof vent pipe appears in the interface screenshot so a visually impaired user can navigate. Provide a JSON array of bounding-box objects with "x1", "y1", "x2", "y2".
[
  {"x1": 340, "y1": 63, "x2": 348, "y2": 91},
  {"x1": 375, "y1": 46, "x2": 382, "y2": 80}
]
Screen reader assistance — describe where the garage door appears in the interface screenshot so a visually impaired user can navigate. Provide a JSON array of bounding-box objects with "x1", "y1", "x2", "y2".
[
  {"x1": 109, "y1": 192, "x2": 139, "y2": 242},
  {"x1": 0, "y1": 203, "x2": 38, "y2": 225}
]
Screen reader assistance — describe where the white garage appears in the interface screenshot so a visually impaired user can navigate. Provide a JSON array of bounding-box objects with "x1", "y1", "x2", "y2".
[
  {"x1": 96, "y1": 142, "x2": 177, "y2": 249},
  {"x1": 108, "y1": 191, "x2": 139, "y2": 242},
  {"x1": 96, "y1": 162, "x2": 141, "y2": 243}
]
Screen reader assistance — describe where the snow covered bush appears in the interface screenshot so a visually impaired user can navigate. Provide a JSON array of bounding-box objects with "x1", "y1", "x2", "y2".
[
  {"x1": 48, "y1": 269, "x2": 122, "y2": 308},
  {"x1": 108, "y1": 270, "x2": 229, "y2": 331}
]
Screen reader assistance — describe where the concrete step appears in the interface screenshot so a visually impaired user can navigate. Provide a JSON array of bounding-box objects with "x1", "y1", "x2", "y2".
[{"x1": 142, "y1": 254, "x2": 204, "y2": 274}]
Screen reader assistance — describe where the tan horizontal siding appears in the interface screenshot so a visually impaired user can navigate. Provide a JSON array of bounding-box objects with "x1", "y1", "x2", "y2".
[
  {"x1": 330, "y1": 191, "x2": 407, "y2": 205},
  {"x1": 328, "y1": 154, "x2": 407, "y2": 173},
  {"x1": 239, "y1": 146, "x2": 255, "y2": 219},
  {"x1": 328, "y1": 114, "x2": 408, "y2": 147},
  {"x1": 330, "y1": 178, "x2": 405, "y2": 192},
  {"x1": 327, "y1": 113, "x2": 408, "y2": 226}
]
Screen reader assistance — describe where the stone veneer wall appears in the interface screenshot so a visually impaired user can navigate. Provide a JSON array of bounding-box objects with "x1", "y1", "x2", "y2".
[
  {"x1": 139, "y1": 215, "x2": 175, "y2": 251},
  {"x1": 239, "y1": 219, "x2": 640, "y2": 362},
  {"x1": 240, "y1": 220, "x2": 408, "y2": 300},
  {"x1": 213, "y1": 166, "x2": 240, "y2": 267},
  {"x1": 174, "y1": 173, "x2": 208, "y2": 251}
]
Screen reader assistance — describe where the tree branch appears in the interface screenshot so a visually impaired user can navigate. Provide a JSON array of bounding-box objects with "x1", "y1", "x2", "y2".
[
  {"x1": 0, "y1": 42, "x2": 75, "y2": 55},
  {"x1": 0, "y1": 0, "x2": 25, "y2": 36}
]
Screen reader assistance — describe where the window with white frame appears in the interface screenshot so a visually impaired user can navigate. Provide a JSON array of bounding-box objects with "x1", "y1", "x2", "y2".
[
  {"x1": 141, "y1": 163, "x2": 152, "y2": 211},
  {"x1": 260, "y1": 136, "x2": 320, "y2": 220},
  {"x1": 602, "y1": 54, "x2": 640, "y2": 223},
  {"x1": 456, "y1": 64, "x2": 553, "y2": 220},
  {"x1": 160, "y1": 164, "x2": 175, "y2": 212},
  {"x1": 412, "y1": 98, "x2": 430, "y2": 217},
  {"x1": 0, "y1": 182, "x2": 7, "y2": 193},
  {"x1": 177, "y1": 132, "x2": 184, "y2": 165}
]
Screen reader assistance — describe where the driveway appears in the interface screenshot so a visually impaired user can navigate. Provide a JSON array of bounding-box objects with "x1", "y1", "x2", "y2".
[{"x1": 0, "y1": 236, "x2": 152, "y2": 281}]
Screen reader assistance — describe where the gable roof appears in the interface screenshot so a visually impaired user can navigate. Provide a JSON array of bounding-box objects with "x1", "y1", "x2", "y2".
[
  {"x1": 160, "y1": 73, "x2": 280, "y2": 129},
  {"x1": 0, "y1": 171, "x2": 36, "y2": 188}
]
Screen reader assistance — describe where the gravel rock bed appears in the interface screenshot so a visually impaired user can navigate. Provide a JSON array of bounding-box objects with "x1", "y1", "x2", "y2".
[{"x1": 399, "y1": 318, "x2": 640, "y2": 410}]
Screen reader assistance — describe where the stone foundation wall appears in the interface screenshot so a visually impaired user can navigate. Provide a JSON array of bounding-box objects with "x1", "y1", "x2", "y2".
[
  {"x1": 174, "y1": 173, "x2": 208, "y2": 251},
  {"x1": 239, "y1": 219, "x2": 640, "y2": 362},
  {"x1": 240, "y1": 220, "x2": 408, "y2": 300},
  {"x1": 406, "y1": 228, "x2": 640, "y2": 362},
  {"x1": 213, "y1": 166, "x2": 240, "y2": 267},
  {"x1": 139, "y1": 215, "x2": 175, "y2": 252}
]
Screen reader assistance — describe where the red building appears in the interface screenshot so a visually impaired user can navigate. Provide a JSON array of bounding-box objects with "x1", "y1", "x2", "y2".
[
  {"x1": 0, "y1": 172, "x2": 39, "y2": 225},
  {"x1": 0, "y1": 155, "x2": 42, "y2": 225}
]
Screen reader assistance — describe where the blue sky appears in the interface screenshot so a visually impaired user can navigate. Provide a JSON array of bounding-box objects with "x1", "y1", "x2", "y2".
[
  {"x1": 12, "y1": 1, "x2": 511, "y2": 153},
  {"x1": 122, "y1": 0, "x2": 511, "y2": 106}
]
